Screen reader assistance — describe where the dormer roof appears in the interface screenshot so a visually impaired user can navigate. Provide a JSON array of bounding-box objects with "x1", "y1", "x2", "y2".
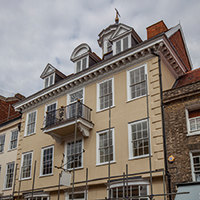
[
  {"x1": 40, "y1": 63, "x2": 66, "y2": 79},
  {"x1": 70, "y1": 43, "x2": 92, "y2": 62}
]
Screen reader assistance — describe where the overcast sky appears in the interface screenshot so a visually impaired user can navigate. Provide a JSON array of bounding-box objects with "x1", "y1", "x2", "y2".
[{"x1": 1, "y1": 0, "x2": 200, "y2": 97}]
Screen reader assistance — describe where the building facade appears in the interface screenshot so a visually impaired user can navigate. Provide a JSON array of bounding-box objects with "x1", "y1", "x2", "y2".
[
  {"x1": 163, "y1": 68, "x2": 200, "y2": 199},
  {"x1": 13, "y1": 19, "x2": 192, "y2": 200},
  {"x1": 0, "y1": 94, "x2": 24, "y2": 199}
]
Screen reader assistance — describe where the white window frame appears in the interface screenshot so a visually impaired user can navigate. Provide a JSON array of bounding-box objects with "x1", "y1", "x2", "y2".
[
  {"x1": 0, "y1": 134, "x2": 6, "y2": 153},
  {"x1": 4, "y1": 162, "x2": 15, "y2": 190},
  {"x1": 127, "y1": 64, "x2": 147, "y2": 102},
  {"x1": 64, "y1": 137, "x2": 84, "y2": 170},
  {"x1": 108, "y1": 179, "x2": 149, "y2": 200},
  {"x1": 44, "y1": 101, "x2": 57, "y2": 127},
  {"x1": 24, "y1": 193, "x2": 49, "y2": 200},
  {"x1": 40, "y1": 145, "x2": 54, "y2": 176},
  {"x1": 67, "y1": 88, "x2": 85, "y2": 105},
  {"x1": 96, "y1": 128, "x2": 115, "y2": 166},
  {"x1": 97, "y1": 77, "x2": 114, "y2": 112},
  {"x1": 20, "y1": 151, "x2": 33, "y2": 180},
  {"x1": 186, "y1": 108, "x2": 200, "y2": 136},
  {"x1": 75, "y1": 56, "x2": 88, "y2": 73},
  {"x1": 113, "y1": 34, "x2": 131, "y2": 55},
  {"x1": 128, "y1": 119, "x2": 150, "y2": 159},
  {"x1": 44, "y1": 73, "x2": 55, "y2": 88},
  {"x1": 65, "y1": 191, "x2": 86, "y2": 200},
  {"x1": 24, "y1": 110, "x2": 37, "y2": 136},
  {"x1": 9, "y1": 129, "x2": 18, "y2": 150},
  {"x1": 190, "y1": 150, "x2": 200, "y2": 181}
]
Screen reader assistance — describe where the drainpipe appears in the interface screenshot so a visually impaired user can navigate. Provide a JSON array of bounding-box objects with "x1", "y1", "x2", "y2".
[{"x1": 151, "y1": 49, "x2": 172, "y2": 200}]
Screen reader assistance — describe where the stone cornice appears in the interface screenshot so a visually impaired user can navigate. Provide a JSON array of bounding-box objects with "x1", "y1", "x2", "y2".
[{"x1": 14, "y1": 34, "x2": 187, "y2": 113}]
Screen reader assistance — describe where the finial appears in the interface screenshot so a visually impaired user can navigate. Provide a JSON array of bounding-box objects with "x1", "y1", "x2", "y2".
[{"x1": 115, "y1": 8, "x2": 121, "y2": 24}]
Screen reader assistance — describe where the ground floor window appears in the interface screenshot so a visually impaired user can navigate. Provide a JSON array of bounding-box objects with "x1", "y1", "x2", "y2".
[
  {"x1": 24, "y1": 193, "x2": 49, "y2": 200},
  {"x1": 65, "y1": 191, "x2": 86, "y2": 200},
  {"x1": 191, "y1": 151, "x2": 200, "y2": 181},
  {"x1": 110, "y1": 185, "x2": 148, "y2": 200}
]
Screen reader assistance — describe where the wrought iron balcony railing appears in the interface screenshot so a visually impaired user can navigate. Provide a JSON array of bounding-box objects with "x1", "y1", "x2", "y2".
[{"x1": 44, "y1": 101, "x2": 92, "y2": 128}]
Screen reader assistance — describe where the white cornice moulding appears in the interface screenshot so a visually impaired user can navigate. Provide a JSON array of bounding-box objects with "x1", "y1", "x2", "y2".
[{"x1": 14, "y1": 35, "x2": 187, "y2": 112}]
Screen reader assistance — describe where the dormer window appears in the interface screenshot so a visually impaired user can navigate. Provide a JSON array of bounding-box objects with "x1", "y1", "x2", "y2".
[
  {"x1": 71, "y1": 43, "x2": 101, "y2": 74},
  {"x1": 116, "y1": 36, "x2": 129, "y2": 54},
  {"x1": 76, "y1": 57, "x2": 87, "y2": 73},
  {"x1": 44, "y1": 74, "x2": 54, "y2": 88},
  {"x1": 40, "y1": 63, "x2": 66, "y2": 89}
]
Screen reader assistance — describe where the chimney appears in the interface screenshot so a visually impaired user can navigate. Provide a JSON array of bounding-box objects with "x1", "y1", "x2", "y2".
[{"x1": 146, "y1": 20, "x2": 168, "y2": 39}]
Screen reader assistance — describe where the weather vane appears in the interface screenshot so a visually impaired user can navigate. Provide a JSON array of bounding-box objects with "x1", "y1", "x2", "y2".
[{"x1": 115, "y1": 8, "x2": 121, "y2": 24}]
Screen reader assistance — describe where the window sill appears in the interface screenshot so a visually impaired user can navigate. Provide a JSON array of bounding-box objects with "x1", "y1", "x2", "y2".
[
  {"x1": 24, "y1": 133, "x2": 36, "y2": 138},
  {"x1": 7, "y1": 148, "x2": 17, "y2": 152},
  {"x1": 96, "y1": 105, "x2": 115, "y2": 113},
  {"x1": 20, "y1": 177, "x2": 32, "y2": 181},
  {"x1": 128, "y1": 154, "x2": 152, "y2": 161},
  {"x1": 187, "y1": 131, "x2": 200, "y2": 136},
  {"x1": 126, "y1": 95, "x2": 147, "y2": 103},
  {"x1": 66, "y1": 166, "x2": 84, "y2": 172},
  {"x1": 39, "y1": 173, "x2": 54, "y2": 178},
  {"x1": 2, "y1": 188, "x2": 12, "y2": 191},
  {"x1": 96, "y1": 161, "x2": 116, "y2": 167}
]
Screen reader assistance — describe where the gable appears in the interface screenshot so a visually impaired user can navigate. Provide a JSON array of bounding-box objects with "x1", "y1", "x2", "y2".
[
  {"x1": 110, "y1": 24, "x2": 132, "y2": 40},
  {"x1": 40, "y1": 63, "x2": 56, "y2": 79}
]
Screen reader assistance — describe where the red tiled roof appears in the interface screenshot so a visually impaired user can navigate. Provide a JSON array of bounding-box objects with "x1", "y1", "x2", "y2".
[
  {"x1": 0, "y1": 94, "x2": 24, "y2": 124},
  {"x1": 175, "y1": 68, "x2": 200, "y2": 88}
]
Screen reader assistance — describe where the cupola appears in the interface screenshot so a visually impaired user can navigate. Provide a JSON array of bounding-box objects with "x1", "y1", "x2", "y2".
[{"x1": 98, "y1": 23, "x2": 142, "y2": 59}]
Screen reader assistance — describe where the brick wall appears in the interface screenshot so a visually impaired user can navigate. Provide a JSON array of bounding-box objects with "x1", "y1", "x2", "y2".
[
  {"x1": 146, "y1": 20, "x2": 168, "y2": 39},
  {"x1": 163, "y1": 81, "x2": 200, "y2": 198},
  {"x1": 169, "y1": 30, "x2": 191, "y2": 71}
]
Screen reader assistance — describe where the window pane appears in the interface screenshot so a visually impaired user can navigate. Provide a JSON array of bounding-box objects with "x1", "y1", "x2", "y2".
[
  {"x1": 99, "y1": 79, "x2": 112, "y2": 110},
  {"x1": 98, "y1": 130, "x2": 113, "y2": 163},
  {"x1": 131, "y1": 120, "x2": 149, "y2": 157},
  {"x1": 42, "y1": 147, "x2": 53, "y2": 175},
  {"x1": 5, "y1": 162, "x2": 15, "y2": 188},
  {"x1": 22, "y1": 153, "x2": 32, "y2": 179},
  {"x1": 0, "y1": 134, "x2": 5, "y2": 153},
  {"x1": 129, "y1": 66, "x2": 146, "y2": 99},
  {"x1": 123, "y1": 37, "x2": 128, "y2": 51},
  {"x1": 27, "y1": 111, "x2": 36, "y2": 135},
  {"x1": 10, "y1": 130, "x2": 18, "y2": 149},
  {"x1": 76, "y1": 61, "x2": 81, "y2": 72},
  {"x1": 82, "y1": 58, "x2": 87, "y2": 70},
  {"x1": 67, "y1": 140, "x2": 82, "y2": 169},
  {"x1": 116, "y1": 40, "x2": 121, "y2": 54}
]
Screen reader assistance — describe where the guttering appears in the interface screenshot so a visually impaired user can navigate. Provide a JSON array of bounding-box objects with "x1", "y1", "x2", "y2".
[{"x1": 151, "y1": 49, "x2": 172, "y2": 200}]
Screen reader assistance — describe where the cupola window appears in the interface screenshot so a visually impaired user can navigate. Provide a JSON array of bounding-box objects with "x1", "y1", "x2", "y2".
[{"x1": 116, "y1": 36, "x2": 129, "y2": 54}]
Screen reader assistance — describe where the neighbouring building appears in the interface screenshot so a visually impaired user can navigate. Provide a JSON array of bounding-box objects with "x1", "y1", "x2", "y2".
[
  {"x1": 12, "y1": 17, "x2": 192, "y2": 200},
  {"x1": 0, "y1": 93, "x2": 24, "y2": 199},
  {"x1": 163, "y1": 68, "x2": 200, "y2": 200}
]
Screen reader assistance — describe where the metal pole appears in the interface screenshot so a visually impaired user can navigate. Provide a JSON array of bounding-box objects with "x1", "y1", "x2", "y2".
[
  {"x1": 18, "y1": 166, "x2": 23, "y2": 200},
  {"x1": 126, "y1": 165, "x2": 128, "y2": 198},
  {"x1": 123, "y1": 172, "x2": 125, "y2": 200},
  {"x1": 145, "y1": 74, "x2": 153, "y2": 199},
  {"x1": 12, "y1": 164, "x2": 18, "y2": 200},
  {"x1": 72, "y1": 100, "x2": 79, "y2": 200},
  {"x1": 85, "y1": 168, "x2": 88, "y2": 200},
  {"x1": 58, "y1": 173, "x2": 61, "y2": 200},
  {"x1": 163, "y1": 169, "x2": 166, "y2": 200},
  {"x1": 31, "y1": 161, "x2": 37, "y2": 200},
  {"x1": 108, "y1": 85, "x2": 112, "y2": 199}
]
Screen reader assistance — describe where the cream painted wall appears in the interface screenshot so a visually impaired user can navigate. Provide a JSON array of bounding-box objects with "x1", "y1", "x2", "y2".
[
  {"x1": 15, "y1": 57, "x2": 176, "y2": 200},
  {"x1": 0, "y1": 119, "x2": 20, "y2": 196}
]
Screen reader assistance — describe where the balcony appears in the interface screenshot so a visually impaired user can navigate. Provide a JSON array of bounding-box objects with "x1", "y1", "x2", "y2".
[{"x1": 41, "y1": 101, "x2": 94, "y2": 143}]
